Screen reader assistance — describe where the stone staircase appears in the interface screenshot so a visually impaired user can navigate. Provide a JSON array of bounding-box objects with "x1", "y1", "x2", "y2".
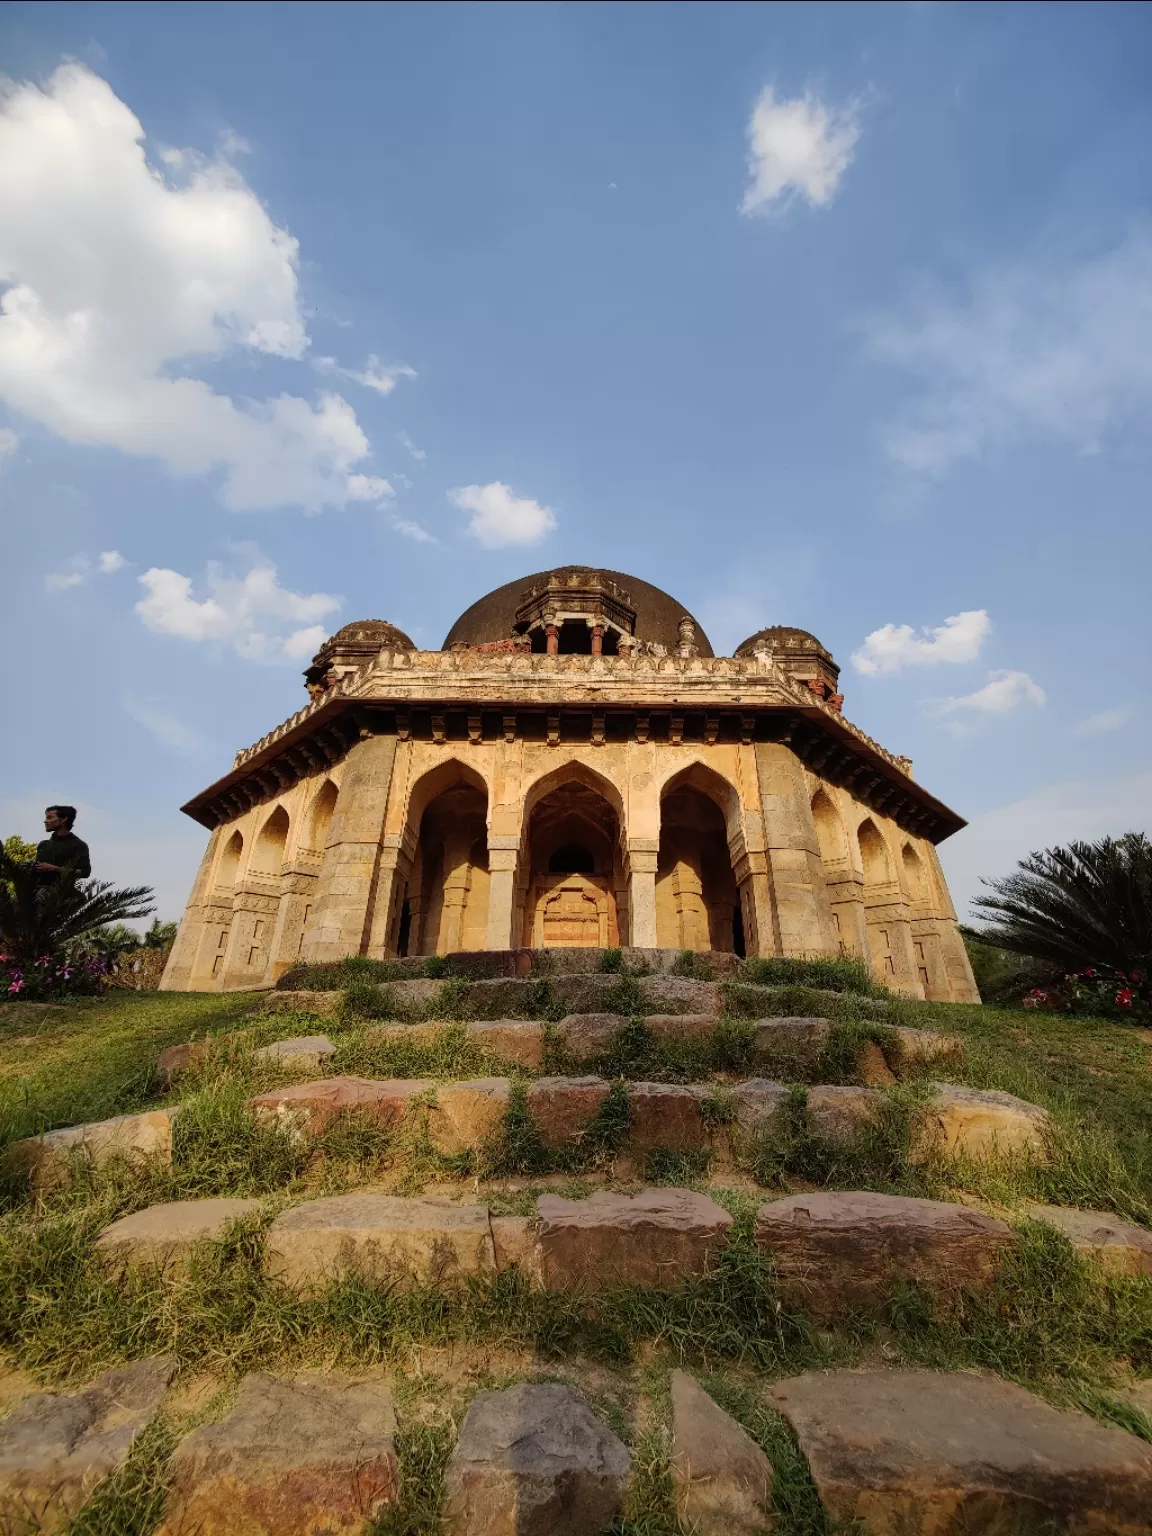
[{"x1": 5, "y1": 947, "x2": 1152, "y2": 1534}]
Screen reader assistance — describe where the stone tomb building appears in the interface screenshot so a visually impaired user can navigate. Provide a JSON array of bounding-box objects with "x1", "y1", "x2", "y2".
[{"x1": 161, "y1": 568, "x2": 979, "y2": 1001}]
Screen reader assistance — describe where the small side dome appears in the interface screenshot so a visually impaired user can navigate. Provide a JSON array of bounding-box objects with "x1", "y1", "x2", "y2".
[
  {"x1": 304, "y1": 619, "x2": 415, "y2": 697},
  {"x1": 734, "y1": 625, "x2": 834, "y2": 662}
]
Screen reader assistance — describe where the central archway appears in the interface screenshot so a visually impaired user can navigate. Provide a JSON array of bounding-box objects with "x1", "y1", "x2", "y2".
[
  {"x1": 397, "y1": 761, "x2": 490, "y2": 956},
  {"x1": 518, "y1": 773, "x2": 623, "y2": 947}
]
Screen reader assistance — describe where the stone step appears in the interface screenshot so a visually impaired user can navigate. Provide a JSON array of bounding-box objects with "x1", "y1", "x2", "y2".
[
  {"x1": 754, "y1": 1191, "x2": 1016, "y2": 1318},
  {"x1": 96, "y1": 1196, "x2": 263, "y2": 1272},
  {"x1": 1027, "y1": 1204, "x2": 1152, "y2": 1276},
  {"x1": 442, "y1": 1382, "x2": 630, "y2": 1536},
  {"x1": 252, "y1": 1076, "x2": 434, "y2": 1138},
  {"x1": 535, "y1": 1187, "x2": 734, "y2": 1291},
  {"x1": 8, "y1": 1108, "x2": 177, "y2": 1191},
  {"x1": 157, "y1": 1372, "x2": 397, "y2": 1536},
  {"x1": 0, "y1": 1356, "x2": 177, "y2": 1533},
  {"x1": 769, "y1": 1368, "x2": 1152, "y2": 1534},
  {"x1": 253, "y1": 1034, "x2": 336, "y2": 1072}
]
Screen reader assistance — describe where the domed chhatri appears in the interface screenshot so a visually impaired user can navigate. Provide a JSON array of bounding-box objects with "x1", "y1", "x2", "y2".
[
  {"x1": 163, "y1": 569, "x2": 978, "y2": 1006},
  {"x1": 444, "y1": 567, "x2": 714, "y2": 658}
]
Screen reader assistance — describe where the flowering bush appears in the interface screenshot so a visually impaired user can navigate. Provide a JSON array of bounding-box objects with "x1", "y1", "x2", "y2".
[
  {"x1": 1022, "y1": 966, "x2": 1149, "y2": 1024},
  {"x1": 1, "y1": 947, "x2": 110, "y2": 1002}
]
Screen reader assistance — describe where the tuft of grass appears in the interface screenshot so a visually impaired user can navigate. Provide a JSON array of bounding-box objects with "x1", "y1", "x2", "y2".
[
  {"x1": 612, "y1": 1422, "x2": 678, "y2": 1536},
  {"x1": 722, "y1": 980, "x2": 890, "y2": 1025},
  {"x1": 671, "y1": 950, "x2": 714, "y2": 981},
  {"x1": 599, "y1": 948, "x2": 624, "y2": 974},
  {"x1": 742, "y1": 954, "x2": 883, "y2": 998},
  {"x1": 372, "y1": 1412, "x2": 456, "y2": 1535},
  {"x1": 277, "y1": 958, "x2": 405, "y2": 991},
  {"x1": 67, "y1": 1412, "x2": 179, "y2": 1536}
]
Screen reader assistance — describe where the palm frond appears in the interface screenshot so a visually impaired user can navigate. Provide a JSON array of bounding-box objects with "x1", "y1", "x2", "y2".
[{"x1": 0, "y1": 849, "x2": 155, "y2": 966}]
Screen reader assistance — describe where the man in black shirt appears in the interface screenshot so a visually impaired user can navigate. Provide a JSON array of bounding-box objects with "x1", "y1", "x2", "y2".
[{"x1": 35, "y1": 805, "x2": 91, "y2": 880}]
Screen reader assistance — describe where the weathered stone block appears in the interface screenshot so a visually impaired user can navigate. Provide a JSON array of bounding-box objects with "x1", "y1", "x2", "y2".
[
  {"x1": 911, "y1": 1083, "x2": 1051, "y2": 1164},
  {"x1": 636, "y1": 976, "x2": 722, "y2": 1016},
  {"x1": 642, "y1": 1013, "x2": 717, "y2": 1042},
  {"x1": 429, "y1": 1078, "x2": 512, "y2": 1155},
  {"x1": 253, "y1": 1035, "x2": 336, "y2": 1073},
  {"x1": 11, "y1": 1109, "x2": 176, "y2": 1191},
  {"x1": 158, "y1": 1372, "x2": 396, "y2": 1536},
  {"x1": 805, "y1": 1085, "x2": 885, "y2": 1143},
  {"x1": 755, "y1": 1192, "x2": 1015, "y2": 1318},
  {"x1": 386, "y1": 978, "x2": 450, "y2": 1020},
  {"x1": 886, "y1": 1026, "x2": 964, "y2": 1077},
  {"x1": 1028, "y1": 1205, "x2": 1152, "y2": 1277},
  {"x1": 555, "y1": 1014, "x2": 626, "y2": 1064},
  {"x1": 156, "y1": 1039, "x2": 211, "y2": 1082},
  {"x1": 465, "y1": 1020, "x2": 546, "y2": 1068},
  {"x1": 857, "y1": 1039, "x2": 898, "y2": 1086},
  {"x1": 750, "y1": 1016, "x2": 832, "y2": 1069},
  {"x1": 550, "y1": 974, "x2": 634, "y2": 1015},
  {"x1": 442, "y1": 1382, "x2": 629, "y2": 1536},
  {"x1": 250, "y1": 1076, "x2": 433, "y2": 1137},
  {"x1": 490, "y1": 1215, "x2": 541, "y2": 1280},
  {"x1": 457, "y1": 978, "x2": 546, "y2": 1019},
  {"x1": 260, "y1": 989, "x2": 339, "y2": 1018},
  {"x1": 625, "y1": 1082, "x2": 710, "y2": 1150},
  {"x1": 364, "y1": 1022, "x2": 447, "y2": 1048},
  {"x1": 95, "y1": 1197, "x2": 263, "y2": 1272},
  {"x1": 728, "y1": 1079, "x2": 788, "y2": 1141},
  {"x1": 0, "y1": 1356, "x2": 176, "y2": 1534},
  {"x1": 266, "y1": 1193, "x2": 498, "y2": 1292},
  {"x1": 536, "y1": 1187, "x2": 734, "y2": 1290},
  {"x1": 770, "y1": 1368, "x2": 1152, "y2": 1535},
  {"x1": 527, "y1": 1076, "x2": 611, "y2": 1148},
  {"x1": 669, "y1": 1371, "x2": 772, "y2": 1536}
]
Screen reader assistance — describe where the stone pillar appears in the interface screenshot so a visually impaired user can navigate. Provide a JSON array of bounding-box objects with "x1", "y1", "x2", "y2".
[
  {"x1": 437, "y1": 834, "x2": 472, "y2": 954},
  {"x1": 545, "y1": 623, "x2": 559, "y2": 656},
  {"x1": 299, "y1": 734, "x2": 399, "y2": 963},
  {"x1": 590, "y1": 623, "x2": 604, "y2": 656},
  {"x1": 627, "y1": 845, "x2": 659, "y2": 948},
  {"x1": 754, "y1": 743, "x2": 840, "y2": 958},
  {"x1": 861, "y1": 884, "x2": 923, "y2": 999},
  {"x1": 264, "y1": 867, "x2": 318, "y2": 981},
  {"x1": 486, "y1": 844, "x2": 519, "y2": 950},
  {"x1": 672, "y1": 856, "x2": 709, "y2": 951},
  {"x1": 219, "y1": 882, "x2": 280, "y2": 989},
  {"x1": 159, "y1": 827, "x2": 220, "y2": 990},
  {"x1": 824, "y1": 872, "x2": 870, "y2": 959}
]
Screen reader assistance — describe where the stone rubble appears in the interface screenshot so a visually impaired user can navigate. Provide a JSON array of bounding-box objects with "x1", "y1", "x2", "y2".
[
  {"x1": 669, "y1": 1370, "x2": 773, "y2": 1536},
  {"x1": 441, "y1": 1382, "x2": 630, "y2": 1536},
  {"x1": 770, "y1": 1367, "x2": 1152, "y2": 1535},
  {"x1": 0, "y1": 1356, "x2": 176, "y2": 1534},
  {"x1": 157, "y1": 1372, "x2": 397, "y2": 1536}
]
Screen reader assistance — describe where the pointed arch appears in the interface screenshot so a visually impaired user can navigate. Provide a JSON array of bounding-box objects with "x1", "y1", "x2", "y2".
[
  {"x1": 656, "y1": 762, "x2": 744, "y2": 954},
  {"x1": 305, "y1": 779, "x2": 339, "y2": 853},
  {"x1": 214, "y1": 828, "x2": 243, "y2": 891},
  {"x1": 657, "y1": 760, "x2": 743, "y2": 843},
  {"x1": 250, "y1": 805, "x2": 290, "y2": 877},
  {"x1": 857, "y1": 818, "x2": 893, "y2": 886},
  {"x1": 518, "y1": 762, "x2": 623, "y2": 949},
  {"x1": 520, "y1": 757, "x2": 626, "y2": 829},
  {"x1": 902, "y1": 842, "x2": 931, "y2": 905},
  {"x1": 811, "y1": 788, "x2": 848, "y2": 866},
  {"x1": 396, "y1": 758, "x2": 490, "y2": 957}
]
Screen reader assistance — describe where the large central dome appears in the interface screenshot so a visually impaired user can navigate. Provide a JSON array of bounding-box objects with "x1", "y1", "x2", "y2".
[{"x1": 442, "y1": 567, "x2": 714, "y2": 657}]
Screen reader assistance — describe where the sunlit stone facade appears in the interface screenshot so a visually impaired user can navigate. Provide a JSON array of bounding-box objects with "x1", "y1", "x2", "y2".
[{"x1": 161, "y1": 568, "x2": 979, "y2": 1002}]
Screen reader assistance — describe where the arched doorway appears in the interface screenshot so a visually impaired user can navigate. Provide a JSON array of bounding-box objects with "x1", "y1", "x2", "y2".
[
  {"x1": 656, "y1": 779, "x2": 742, "y2": 954},
  {"x1": 519, "y1": 778, "x2": 622, "y2": 947},
  {"x1": 305, "y1": 779, "x2": 339, "y2": 853},
  {"x1": 400, "y1": 775, "x2": 490, "y2": 956}
]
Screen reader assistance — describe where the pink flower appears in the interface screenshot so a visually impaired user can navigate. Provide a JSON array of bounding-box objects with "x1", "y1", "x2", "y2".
[
  {"x1": 1116, "y1": 988, "x2": 1134, "y2": 1007},
  {"x1": 7, "y1": 978, "x2": 23, "y2": 993}
]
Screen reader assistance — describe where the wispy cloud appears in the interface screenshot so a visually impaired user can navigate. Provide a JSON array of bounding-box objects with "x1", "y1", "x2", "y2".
[
  {"x1": 741, "y1": 86, "x2": 862, "y2": 216},
  {"x1": 852, "y1": 609, "x2": 990, "y2": 675},
  {"x1": 122, "y1": 693, "x2": 207, "y2": 754},
  {"x1": 390, "y1": 514, "x2": 437, "y2": 544},
  {"x1": 865, "y1": 230, "x2": 1152, "y2": 478},
  {"x1": 0, "y1": 427, "x2": 17, "y2": 465},
  {"x1": 1071, "y1": 705, "x2": 1132, "y2": 738},
  {"x1": 313, "y1": 355, "x2": 417, "y2": 396},
  {"x1": 399, "y1": 430, "x2": 426, "y2": 462},
  {"x1": 930, "y1": 668, "x2": 1046, "y2": 733},
  {"x1": 44, "y1": 550, "x2": 127, "y2": 592}
]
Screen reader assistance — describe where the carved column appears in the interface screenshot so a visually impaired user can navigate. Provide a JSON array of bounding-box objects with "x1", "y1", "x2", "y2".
[
  {"x1": 219, "y1": 879, "x2": 281, "y2": 989},
  {"x1": 545, "y1": 623, "x2": 559, "y2": 656},
  {"x1": 486, "y1": 843, "x2": 519, "y2": 950},
  {"x1": 299, "y1": 734, "x2": 399, "y2": 963},
  {"x1": 590, "y1": 623, "x2": 604, "y2": 656},
  {"x1": 754, "y1": 742, "x2": 840, "y2": 958},
  {"x1": 159, "y1": 827, "x2": 221, "y2": 991}
]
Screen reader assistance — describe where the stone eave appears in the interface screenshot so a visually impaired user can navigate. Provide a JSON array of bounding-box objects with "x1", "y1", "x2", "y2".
[{"x1": 179, "y1": 650, "x2": 966, "y2": 842}]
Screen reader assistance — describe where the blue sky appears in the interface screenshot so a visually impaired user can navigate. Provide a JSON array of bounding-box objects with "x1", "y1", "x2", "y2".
[{"x1": 2, "y1": 0, "x2": 1150, "y2": 922}]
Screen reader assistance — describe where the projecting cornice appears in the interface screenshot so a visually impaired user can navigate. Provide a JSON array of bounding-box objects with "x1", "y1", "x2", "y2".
[{"x1": 179, "y1": 648, "x2": 965, "y2": 842}]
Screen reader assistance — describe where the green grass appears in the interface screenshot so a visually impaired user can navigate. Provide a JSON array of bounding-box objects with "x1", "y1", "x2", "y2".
[{"x1": 1, "y1": 981, "x2": 1151, "y2": 1533}]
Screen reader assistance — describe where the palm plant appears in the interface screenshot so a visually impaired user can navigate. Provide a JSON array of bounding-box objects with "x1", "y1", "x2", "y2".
[
  {"x1": 0, "y1": 847, "x2": 154, "y2": 969},
  {"x1": 970, "y1": 832, "x2": 1152, "y2": 977}
]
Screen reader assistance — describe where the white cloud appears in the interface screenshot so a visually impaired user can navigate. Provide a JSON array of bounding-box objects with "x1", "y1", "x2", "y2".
[
  {"x1": 44, "y1": 548, "x2": 128, "y2": 591},
  {"x1": 0, "y1": 426, "x2": 17, "y2": 464},
  {"x1": 866, "y1": 230, "x2": 1152, "y2": 477},
  {"x1": 938, "y1": 771, "x2": 1152, "y2": 918},
  {"x1": 933, "y1": 668, "x2": 1046, "y2": 724},
  {"x1": 391, "y1": 514, "x2": 436, "y2": 544},
  {"x1": 741, "y1": 86, "x2": 862, "y2": 216},
  {"x1": 0, "y1": 63, "x2": 388, "y2": 512},
  {"x1": 122, "y1": 693, "x2": 206, "y2": 754},
  {"x1": 852, "y1": 609, "x2": 991, "y2": 675},
  {"x1": 1071, "y1": 705, "x2": 1132, "y2": 738},
  {"x1": 313, "y1": 355, "x2": 416, "y2": 397},
  {"x1": 399, "y1": 430, "x2": 426, "y2": 462},
  {"x1": 449, "y1": 481, "x2": 557, "y2": 548},
  {"x1": 135, "y1": 560, "x2": 341, "y2": 663}
]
